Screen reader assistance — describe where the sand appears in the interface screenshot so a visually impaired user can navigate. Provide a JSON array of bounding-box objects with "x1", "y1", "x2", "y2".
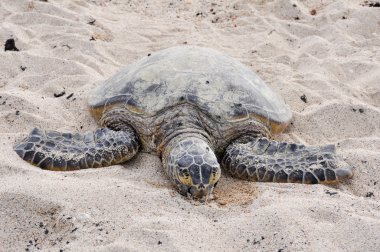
[{"x1": 1, "y1": 0, "x2": 380, "y2": 251}]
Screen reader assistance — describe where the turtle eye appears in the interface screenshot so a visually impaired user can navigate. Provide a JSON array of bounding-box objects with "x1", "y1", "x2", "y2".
[
  {"x1": 209, "y1": 167, "x2": 220, "y2": 185},
  {"x1": 209, "y1": 174, "x2": 217, "y2": 185},
  {"x1": 178, "y1": 169, "x2": 192, "y2": 186}
]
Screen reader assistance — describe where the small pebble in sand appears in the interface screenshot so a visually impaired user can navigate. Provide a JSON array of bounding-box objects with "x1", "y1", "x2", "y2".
[
  {"x1": 364, "y1": 1, "x2": 380, "y2": 7},
  {"x1": 365, "y1": 192, "x2": 374, "y2": 197},
  {"x1": 310, "y1": 9, "x2": 317, "y2": 15},
  {"x1": 325, "y1": 190, "x2": 338, "y2": 196},
  {"x1": 300, "y1": 94, "x2": 307, "y2": 103},
  {"x1": 54, "y1": 91, "x2": 66, "y2": 98},
  {"x1": 4, "y1": 38, "x2": 19, "y2": 51}
]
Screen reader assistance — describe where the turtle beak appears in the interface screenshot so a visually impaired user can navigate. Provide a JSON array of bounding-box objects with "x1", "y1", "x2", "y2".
[
  {"x1": 177, "y1": 183, "x2": 216, "y2": 202},
  {"x1": 188, "y1": 184, "x2": 215, "y2": 201},
  {"x1": 189, "y1": 184, "x2": 207, "y2": 197}
]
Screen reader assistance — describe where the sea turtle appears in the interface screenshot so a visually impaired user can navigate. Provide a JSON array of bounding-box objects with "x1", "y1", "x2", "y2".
[{"x1": 14, "y1": 46, "x2": 353, "y2": 200}]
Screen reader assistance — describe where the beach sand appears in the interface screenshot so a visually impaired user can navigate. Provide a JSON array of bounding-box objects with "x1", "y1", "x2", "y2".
[{"x1": 1, "y1": 0, "x2": 379, "y2": 251}]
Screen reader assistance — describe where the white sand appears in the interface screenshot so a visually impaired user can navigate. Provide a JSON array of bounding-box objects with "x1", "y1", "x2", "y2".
[{"x1": 1, "y1": 0, "x2": 380, "y2": 251}]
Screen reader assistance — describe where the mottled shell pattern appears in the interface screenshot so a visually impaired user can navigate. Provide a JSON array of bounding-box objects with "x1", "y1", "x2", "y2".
[{"x1": 88, "y1": 46, "x2": 292, "y2": 151}]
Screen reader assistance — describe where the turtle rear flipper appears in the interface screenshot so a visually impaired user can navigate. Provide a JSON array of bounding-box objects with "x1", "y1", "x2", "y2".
[
  {"x1": 14, "y1": 127, "x2": 139, "y2": 171},
  {"x1": 222, "y1": 137, "x2": 353, "y2": 184}
]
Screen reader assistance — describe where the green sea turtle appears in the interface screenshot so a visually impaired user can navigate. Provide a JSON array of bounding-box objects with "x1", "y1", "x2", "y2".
[{"x1": 14, "y1": 46, "x2": 353, "y2": 200}]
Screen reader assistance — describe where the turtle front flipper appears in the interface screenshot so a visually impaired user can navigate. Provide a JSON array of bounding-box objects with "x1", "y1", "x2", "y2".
[
  {"x1": 222, "y1": 137, "x2": 353, "y2": 184},
  {"x1": 14, "y1": 127, "x2": 139, "y2": 170}
]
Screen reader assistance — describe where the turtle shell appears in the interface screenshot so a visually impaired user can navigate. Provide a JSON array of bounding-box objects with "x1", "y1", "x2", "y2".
[{"x1": 89, "y1": 46, "x2": 292, "y2": 133}]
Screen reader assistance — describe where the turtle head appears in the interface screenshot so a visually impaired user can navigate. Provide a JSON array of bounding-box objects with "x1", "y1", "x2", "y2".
[
  {"x1": 176, "y1": 157, "x2": 221, "y2": 199},
  {"x1": 163, "y1": 136, "x2": 221, "y2": 200}
]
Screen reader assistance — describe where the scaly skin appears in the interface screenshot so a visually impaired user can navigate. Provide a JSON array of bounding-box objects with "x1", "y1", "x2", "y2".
[
  {"x1": 222, "y1": 136, "x2": 353, "y2": 184},
  {"x1": 14, "y1": 127, "x2": 139, "y2": 170}
]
